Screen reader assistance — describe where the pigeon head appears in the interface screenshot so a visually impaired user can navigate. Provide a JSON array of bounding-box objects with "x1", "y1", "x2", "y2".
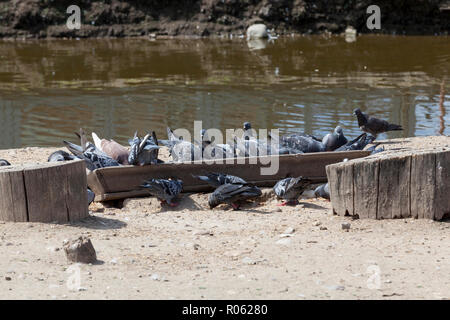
[
  {"x1": 353, "y1": 108, "x2": 367, "y2": 126},
  {"x1": 243, "y1": 122, "x2": 252, "y2": 131},
  {"x1": 0, "y1": 159, "x2": 11, "y2": 166},
  {"x1": 334, "y1": 126, "x2": 343, "y2": 135}
]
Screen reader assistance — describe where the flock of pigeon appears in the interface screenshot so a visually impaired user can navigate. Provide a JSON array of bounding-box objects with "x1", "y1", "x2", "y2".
[{"x1": 0, "y1": 109, "x2": 402, "y2": 209}]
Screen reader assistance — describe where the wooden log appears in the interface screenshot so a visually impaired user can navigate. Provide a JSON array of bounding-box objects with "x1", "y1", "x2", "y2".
[
  {"x1": 326, "y1": 162, "x2": 354, "y2": 216},
  {"x1": 434, "y1": 150, "x2": 450, "y2": 220},
  {"x1": 354, "y1": 158, "x2": 379, "y2": 219},
  {"x1": 327, "y1": 148, "x2": 450, "y2": 221},
  {"x1": 89, "y1": 150, "x2": 370, "y2": 202},
  {"x1": 0, "y1": 160, "x2": 88, "y2": 223},
  {"x1": 410, "y1": 151, "x2": 437, "y2": 220},
  {"x1": 0, "y1": 166, "x2": 28, "y2": 222},
  {"x1": 377, "y1": 155, "x2": 411, "y2": 219}
]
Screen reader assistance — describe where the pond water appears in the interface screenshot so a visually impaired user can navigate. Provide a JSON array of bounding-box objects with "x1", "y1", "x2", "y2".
[{"x1": 0, "y1": 35, "x2": 449, "y2": 149}]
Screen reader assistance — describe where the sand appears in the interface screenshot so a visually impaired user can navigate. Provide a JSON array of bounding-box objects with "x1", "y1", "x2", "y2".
[{"x1": 0, "y1": 136, "x2": 449, "y2": 300}]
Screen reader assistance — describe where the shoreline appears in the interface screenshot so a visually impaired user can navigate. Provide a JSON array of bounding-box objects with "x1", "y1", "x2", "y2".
[{"x1": 0, "y1": 1, "x2": 449, "y2": 40}]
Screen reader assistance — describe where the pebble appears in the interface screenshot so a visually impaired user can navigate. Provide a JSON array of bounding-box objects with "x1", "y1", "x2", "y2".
[
  {"x1": 110, "y1": 258, "x2": 118, "y2": 265},
  {"x1": 151, "y1": 274, "x2": 160, "y2": 281},
  {"x1": 342, "y1": 222, "x2": 351, "y2": 230},
  {"x1": 242, "y1": 257, "x2": 256, "y2": 265},
  {"x1": 283, "y1": 227, "x2": 295, "y2": 234},
  {"x1": 320, "y1": 226, "x2": 328, "y2": 230},
  {"x1": 326, "y1": 285, "x2": 345, "y2": 291},
  {"x1": 5, "y1": 276, "x2": 11, "y2": 281},
  {"x1": 276, "y1": 238, "x2": 292, "y2": 246}
]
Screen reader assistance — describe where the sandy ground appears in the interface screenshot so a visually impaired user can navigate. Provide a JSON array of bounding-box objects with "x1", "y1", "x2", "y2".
[{"x1": 0, "y1": 136, "x2": 449, "y2": 300}]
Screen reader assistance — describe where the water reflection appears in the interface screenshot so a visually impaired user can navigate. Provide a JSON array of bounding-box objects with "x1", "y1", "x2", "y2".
[{"x1": 0, "y1": 36, "x2": 448, "y2": 149}]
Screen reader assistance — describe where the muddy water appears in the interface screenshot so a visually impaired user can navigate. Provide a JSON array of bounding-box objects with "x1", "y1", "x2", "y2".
[{"x1": 0, "y1": 35, "x2": 449, "y2": 149}]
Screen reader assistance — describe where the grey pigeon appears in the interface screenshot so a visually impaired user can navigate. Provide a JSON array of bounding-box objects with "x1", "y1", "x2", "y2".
[
  {"x1": 278, "y1": 134, "x2": 325, "y2": 153},
  {"x1": 48, "y1": 150, "x2": 76, "y2": 162},
  {"x1": 367, "y1": 143, "x2": 385, "y2": 155},
  {"x1": 354, "y1": 108, "x2": 403, "y2": 138},
  {"x1": 322, "y1": 126, "x2": 348, "y2": 151},
  {"x1": 63, "y1": 140, "x2": 120, "y2": 171},
  {"x1": 200, "y1": 129, "x2": 235, "y2": 159},
  {"x1": 128, "y1": 131, "x2": 160, "y2": 165},
  {"x1": 334, "y1": 133, "x2": 375, "y2": 151},
  {"x1": 0, "y1": 159, "x2": 11, "y2": 166},
  {"x1": 141, "y1": 178, "x2": 183, "y2": 207},
  {"x1": 314, "y1": 183, "x2": 330, "y2": 200},
  {"x1": 273, "y1": 176, "x2": 313, "y2": 205},
  {"x1": 193, "y1": 173, "x2": 247, "y2": 187},
  {"x1": 87, "y1": 189, "x2": 95, "y2": 205},
  {"x1": 208, "y1": 183, "x2": 262, "y2": 210},
  {"x1": 160, "y1": 127, "x2": 201, "y2": 162}
]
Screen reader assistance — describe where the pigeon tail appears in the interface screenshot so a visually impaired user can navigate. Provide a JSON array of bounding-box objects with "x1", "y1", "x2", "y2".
[
  {"x1": 387, "y1": 124, "x2": 403, "y2": 131},
  {"x1": 92, "y1": 132, "x2": 103, "y2": 151}
]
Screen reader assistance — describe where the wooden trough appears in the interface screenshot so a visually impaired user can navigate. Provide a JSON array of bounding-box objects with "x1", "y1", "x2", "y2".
[
  {"x1": 88, "y1": 150, "x2": 371, "y2": 201},
  {"x1": 326, "y1": 147, "x2": 450, "y2": 221},
  {"x1": 0, "y1": 160, "x2": 89, "y2": 223}
]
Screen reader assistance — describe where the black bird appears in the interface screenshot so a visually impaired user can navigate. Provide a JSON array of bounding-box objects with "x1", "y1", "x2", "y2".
[
  {"x1": 48, "y1": 150, "x2": 76, "y2": 162},
  {"x1": 208, "y1": 183, "x2": 262, "y2": 210},
  {"x1": 334, "y1": 133, "x2": 375, "y2": 151},
  {"x1": 0, "y1": 159, "x2": 11, "y2": 166},
  {"x1": 314, "y1": 183, "x2": 330, "y2": 200},
  {"x1": 193, "y1": 173, "x2": 247, "y2": 187},
  {"x1": 354, "y1": 108, "x2": 403, "y2": 138},
  {"x1": 141, "y1": 178, "x2": 183, "y2": 207},
  {"x1": 273, "y1": 176, "x2": 313, "y2": 206},
  {"x1": 322, "y1": 126, "x2": 348, "y2": 151}
]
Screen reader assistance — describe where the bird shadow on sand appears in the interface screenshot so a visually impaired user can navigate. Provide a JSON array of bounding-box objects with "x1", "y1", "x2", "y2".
[
  {"x1": 155, "y1": 194, "x2": 205, "y2": 213},
  {"x1": 300, "y1": 202, "x2": 328, "y2": 210},
  {"x1": 66, "y1": 215, "x2": 127, "y2": 230}
]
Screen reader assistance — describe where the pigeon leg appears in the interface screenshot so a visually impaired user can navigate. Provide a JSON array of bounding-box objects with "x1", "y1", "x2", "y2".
[
  {"x1": 286, "y1": 200, "x2": 299, "y2": 206},
  {"x1": 276, "y1": 201, "x2": 288, "y2": 206},
  {"x1": 231, "y1": 203, "x2": 240, "y2": 210}
]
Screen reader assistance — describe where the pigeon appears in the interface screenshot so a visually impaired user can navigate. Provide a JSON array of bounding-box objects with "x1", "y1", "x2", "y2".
[
  {"x1": 63, "y1": 140, "x2": 120, "y2": 171},
  {"x1": 47, "y1": 150, "x2": 76, "y2": 162},
  {"x1": 277, "y1": 134, "x2": 325, "y2": 153},
  {"x1": 160, "y1": 128, "x2": 202, "y2": 162},
  {"x1": 193, "y1": 173, "x2": 247, "y2": 187},
  {"x1": 273, "y1": 176, "x2": 313, "y2": 205},
  {"x1": 322, "y1": 126, "x2": 348, "y2": 151},
  {"x1": 208, "y1": 183, "x2": 262, "y2": 210},
  {"x1": 367, "y1": 143, "x2": 385, "y2": 155},
  {"x1": 92, "y1": 132, "x2": 130, "y2": 165},
  {"x1": 334, "y1": 133, "x2": 375, "y2": 151},
  {"x1": 354, "y1": 108, "x2": 403, "y2": 138},
  {"x1": 87, "y1": 189, "x2": 95, "y2": 205},
  {"x1": 141, "y1": 178, "x2": 183, "y2": 207},
  {"x1": 127, "y1": 132, "x2": 160, "y2": 165},
  {"x1": 314, "y1": 183, "x2": 330, "y2": 200},
  {"x1": 0, "y1": 159, "x2": 11, "y2": 166},
  {"x1": 200, "y1": 129, "x2": 235, "y2": 159}
]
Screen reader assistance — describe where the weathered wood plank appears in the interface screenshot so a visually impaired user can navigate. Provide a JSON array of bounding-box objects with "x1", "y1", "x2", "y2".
[
  {"x1": 327, "y1": 162, "x2": 354, "y2": 216},
  {"x1": 410, "y1": 152, "x2": 437, "y2": 220},
  {"x1": 435, "y1": 150, "x2": 450, "y2": 220},
  {"x1": 90, "y1": 151, "x2": 370, "y2": 201},
  {"x1": 353, "y1": 158, "x2": 379, "y2": 219},
  {"x1": 0, "y1": 167, "x2": 28, "y2": 222},
  {"x1": 377, "y1": 155, "x2": 411, "y2": 219},
  {"x1": 65, "y1": 160, "x2": 89, "y2": 221}
]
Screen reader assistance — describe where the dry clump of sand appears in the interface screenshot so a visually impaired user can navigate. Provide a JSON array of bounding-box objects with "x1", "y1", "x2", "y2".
[{"x1": 0, "y1": 137, "x2": 449, "y2": 299}]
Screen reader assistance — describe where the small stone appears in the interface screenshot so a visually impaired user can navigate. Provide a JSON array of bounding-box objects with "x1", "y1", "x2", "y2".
[
  {"x1": 242, "y1": 257, "x2": 256, "y2": 265},
  {"x1": 151, "y1": 274, "x2": 160, "y2": 281},
  {"x1": 326, "y1": 285, "x2": 345, "y2": 291},
  {"x1": 342, "y1": 222, "x2": 351, "y2": 230},
  {"x1": 63, "y1": 236, "x2": 97, "y2": 264},
  {"x1": 320, "y1": 226, "x2": 328, "y2": 230},
  {"x1": 5, "y1": 276, "x2": 11, "y2": 281},
  {"x1": 283, "y1": 227, "x2": 295, "y2": 234},
  {"x1": 78, "y1": 287, "x2": 87, "y2": 292},
  {"x1": 276, "y1": 238, "x2": 291, "y2": 246},
  {"x1": 110, "y1": 258, "x2": 118, "y2": 265}
]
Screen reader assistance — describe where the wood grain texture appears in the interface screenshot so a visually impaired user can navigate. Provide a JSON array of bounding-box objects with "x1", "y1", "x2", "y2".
[
  {"x1": 434, "y1": 150, "x2": 450, "y2": 220},
  {"x1": 354, "y1": 158, "x2": 379, "y2": 219},
  {"x1": 410, "y1": 152, "x2": 437, "y2": 220},
  {"x1": 90, "y1": 150, "x2": 370, "y2": 201},
  {"x1": 0, "y1": 160, "x2": 87, "y2": 223}
]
